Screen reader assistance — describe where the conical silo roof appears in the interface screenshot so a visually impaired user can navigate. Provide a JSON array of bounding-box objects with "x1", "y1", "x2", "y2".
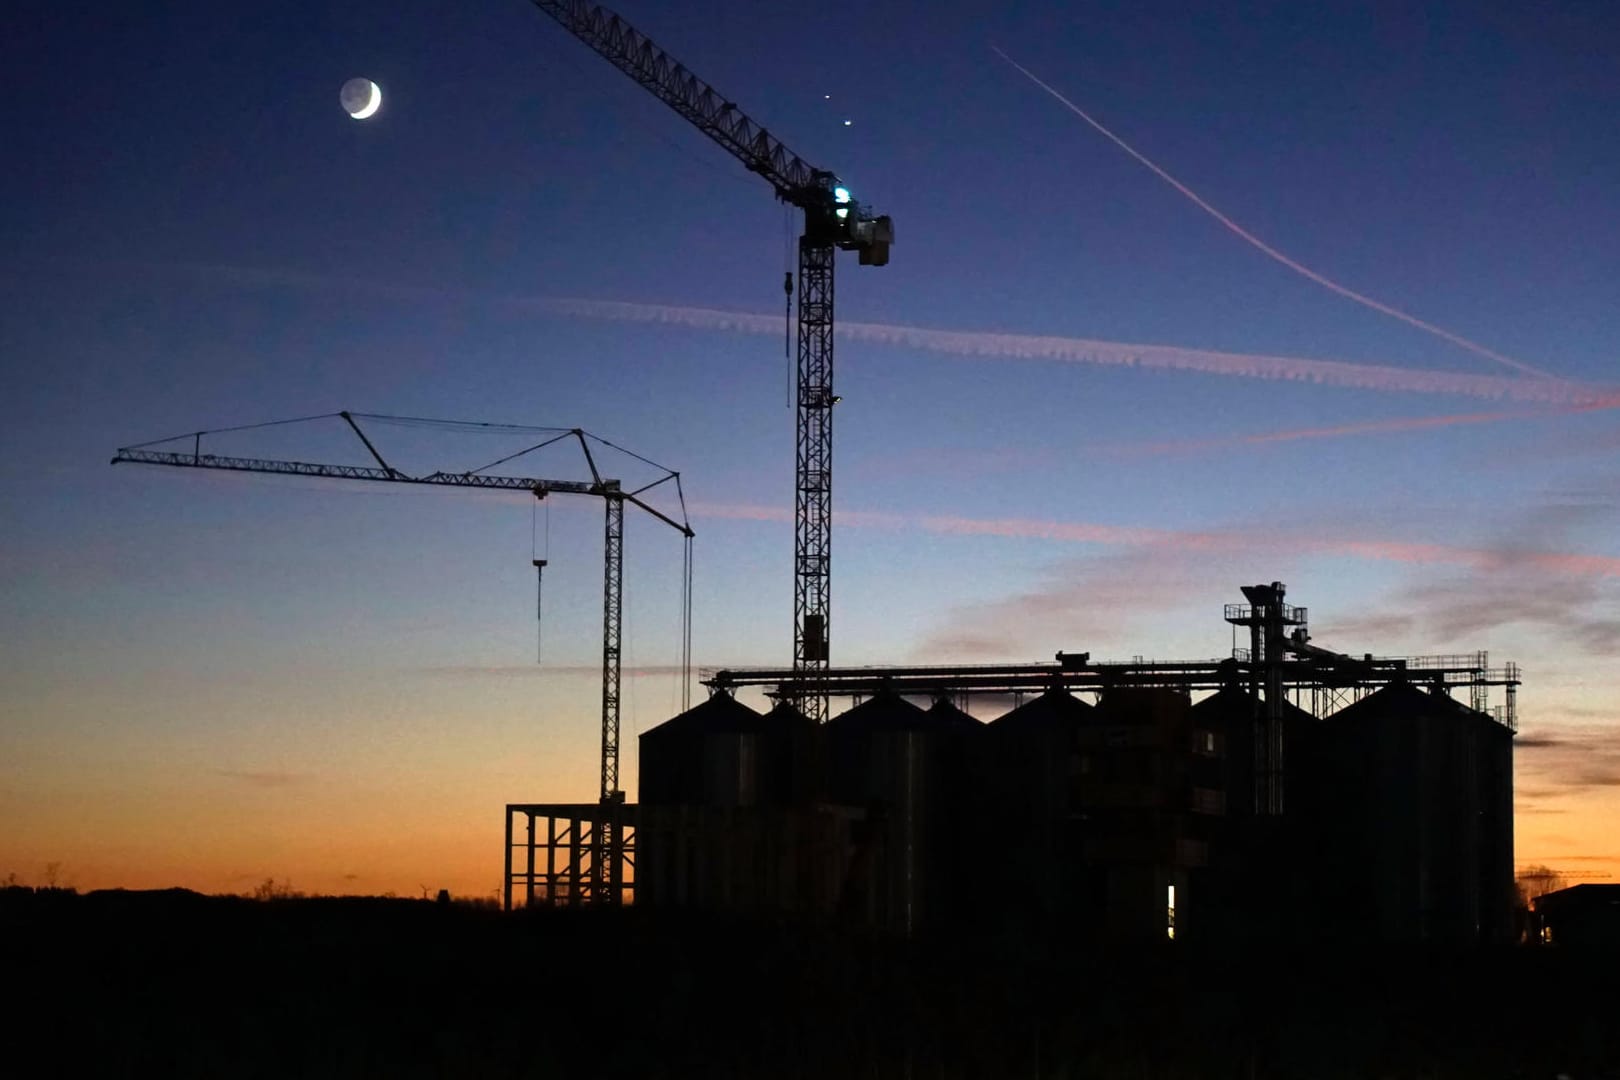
[
  {"x1": 1191, "y1": 684, "x2": 1313, "y2": 726},
  {"x1": 926, "y1": 698, "x2": 983, "y2": 731},
  {"x1": 642, "y1": 692, "x2": 764, "y2": 738},
  {"x1": 988, "y1": 687, "x2": 1093, "y2": 733},
  {"x1": 763, "y1": 699, "x2": 815, "y2": 729},
  {"x1": 1325, "y1": 680, "x2": 1481, "y2": 724},
  {"x1": 826, "y1": 691, "x2": 930, "y2": 732}
]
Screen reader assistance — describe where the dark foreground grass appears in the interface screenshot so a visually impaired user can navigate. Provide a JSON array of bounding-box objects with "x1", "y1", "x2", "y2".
[{"x1": 2, "y1": 888, "x2": 1614, "y2": 1079}]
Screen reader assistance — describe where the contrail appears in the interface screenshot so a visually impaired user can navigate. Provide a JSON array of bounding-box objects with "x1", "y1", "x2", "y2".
[
  {"x1": 538, "y1": 296, "x2": 1614, "y2": 406},
  {"x1": 65, "y1": 258, "x2": 1615, "y2": 407},
  {"x1": 991, "y1": 47, "x2": 1566, "y2": 384}
]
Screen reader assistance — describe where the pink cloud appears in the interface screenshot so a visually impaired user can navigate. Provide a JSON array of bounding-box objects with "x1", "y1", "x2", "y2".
[{"x1": 689, "y1": 502, "x2": 1620, "y2": 579}]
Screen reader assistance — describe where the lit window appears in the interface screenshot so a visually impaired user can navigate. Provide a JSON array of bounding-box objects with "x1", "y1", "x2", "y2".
[{"x1": 1167, "y1": 884, "x2": 1176, "y2": 940}]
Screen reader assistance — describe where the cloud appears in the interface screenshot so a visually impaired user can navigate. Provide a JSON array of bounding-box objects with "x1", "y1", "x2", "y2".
[
  {"x1": 420, "y1": 664, "x2": 694, "y2": 678},
  {"x1": 214, "y1": 769, "x2": 305, "y2": 788},
  {"x1": 690, "y1": 500, "x2": 1620, "y2": 580},
  {"x1": 1316, "y1": 560, "x2": 1620, "y2": 657},
  {"x1": 1537, "y1": 704, "x2": 1615, "y2": 720},
  {"x1": 1513, "y1": 725, "x2": 1620, "y2": 798},
  {"x1": 914, "y1": 546, "x2": 1250, "y2": 658},
  {"x1": 1530, "y1": 854, "x2": 1620, "y2": 864}
]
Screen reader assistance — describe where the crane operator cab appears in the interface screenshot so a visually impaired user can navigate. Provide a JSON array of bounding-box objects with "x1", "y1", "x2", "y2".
[{"x1": 821, "y1": 180, "x2": 893, "y2": 266}]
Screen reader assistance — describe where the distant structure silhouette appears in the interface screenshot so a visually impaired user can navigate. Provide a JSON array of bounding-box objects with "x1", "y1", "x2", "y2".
[
  {"x1": 506, "y1": 581, "x2": 1520, "y2": 945},
  {"x1": 1532, "y1": 885, "x2": 1620, "y2": 948}
]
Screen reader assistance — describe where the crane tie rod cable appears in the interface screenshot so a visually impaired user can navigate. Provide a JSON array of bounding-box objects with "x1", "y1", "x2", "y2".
[{"x1": 117, "y1": 411, "x2": 344, "y2": 451}]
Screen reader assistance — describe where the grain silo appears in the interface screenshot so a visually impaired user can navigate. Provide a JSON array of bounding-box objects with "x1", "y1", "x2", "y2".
[
  {"x1": 1309, "y1": 681, "x2": 1515, "y2": 944},
  {"x1": 823, "y1": 693, "x2": 979, "y2": 934},
  {"x1": 636, "y1": 692, "x2": 842, "y2": 915},
  {"x1": 639, "y1": 691, "x2": 813, "y2": 809},
  {"x1": 1189, "y1": 684, "x2": 1320, "y2": 942},
  {"x1": 982, "y1": 688, "x2": 1096, "y2": 932}
]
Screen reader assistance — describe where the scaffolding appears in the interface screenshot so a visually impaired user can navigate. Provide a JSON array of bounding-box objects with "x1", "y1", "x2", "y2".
[{"x1": 503, "y1": 802, "x2": 636, "y2": 910}]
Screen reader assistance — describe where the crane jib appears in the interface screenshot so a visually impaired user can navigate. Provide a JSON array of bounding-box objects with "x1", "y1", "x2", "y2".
[{"x1": 111, "y1": 449, "x2": 604, "y2": 496}]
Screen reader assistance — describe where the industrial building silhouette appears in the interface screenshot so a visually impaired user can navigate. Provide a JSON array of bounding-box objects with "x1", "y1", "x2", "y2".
[{"x1": 506, "y1": 582, "x2": 1519, "y2": 945}]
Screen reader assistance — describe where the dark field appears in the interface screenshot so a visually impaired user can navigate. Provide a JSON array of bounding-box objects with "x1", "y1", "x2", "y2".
[{"x1": 3, "y1": 888, "x2": 1614, "y2": 1079}]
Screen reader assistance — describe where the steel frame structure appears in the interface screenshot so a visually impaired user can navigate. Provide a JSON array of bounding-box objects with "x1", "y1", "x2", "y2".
[
  {"x1": 701, "y1": 655, "x2": 1521, "y2": 722},
  {"x1": 524, "y1": 0, "x2": 893, "y2": 724},
  {"x1": 504, "y1": 802, "x2": 636, "y2": 909},
  {"x1": 1225, "y1": 583, "x2": 1307, "y2": 815},
  {"x1": 704, "y1": 583, "x2": 1521, "y2": 739},
  {"x1": 793, "y1": 237, "x2": 836, "y2": 718}
]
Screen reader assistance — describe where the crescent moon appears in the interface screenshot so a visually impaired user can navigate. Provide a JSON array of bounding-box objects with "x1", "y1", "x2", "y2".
[{"x1": 351, "y1": 81, "x2": 381, "y2": 120}]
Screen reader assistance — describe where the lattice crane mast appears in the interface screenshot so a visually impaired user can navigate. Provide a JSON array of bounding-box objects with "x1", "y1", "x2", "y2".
[
  {"x1": 523, "y1": 0, "x2": 894, "y2": 723},
  {"x1": 111, "y1": 411, "x2": 695, "y2": 813}
]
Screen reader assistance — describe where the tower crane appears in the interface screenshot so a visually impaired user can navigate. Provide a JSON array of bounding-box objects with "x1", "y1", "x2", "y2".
[
  {"x1": 524, "y1": 1, "x2": 894, "y2": 723},
  {"x1": 113, "y1": 411, "x2": 693, "y2": 901}
]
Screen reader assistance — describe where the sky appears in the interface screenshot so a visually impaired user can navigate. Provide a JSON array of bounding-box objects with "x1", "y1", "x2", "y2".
[{"x1": 3, "y1": 0, "x2": 1617, "y2": 899}]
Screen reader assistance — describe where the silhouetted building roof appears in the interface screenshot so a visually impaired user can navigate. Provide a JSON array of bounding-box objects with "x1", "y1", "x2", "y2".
[{"x1": 1535, "y1": 884, "x2": 1620, "y2": 949}]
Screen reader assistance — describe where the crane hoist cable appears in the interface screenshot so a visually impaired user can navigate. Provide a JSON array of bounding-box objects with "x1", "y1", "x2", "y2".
[
  {"x1": 532, "y1": 498, "x2": 551, "y2": 665},
  {"x1": 782, "y1": 270, "x2": 793, "y2": 408},
  {"x1": 784, "y1": 204, "x2": 795, "y2": 407}
]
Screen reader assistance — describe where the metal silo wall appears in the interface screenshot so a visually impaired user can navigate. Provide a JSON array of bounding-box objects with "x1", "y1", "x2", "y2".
[
  {"x1": 637, "y1": 697, "x2": 833, "y2": 915},
  {"x1": 980, "y1": 691, "x2": 1095, "y2": 934},
  {"x1": 823, "y1": 697, "x2": 979, "y2": 935},
  {"x1": 1317, "y1": 685, "x2": 1515, "y2": 944}
]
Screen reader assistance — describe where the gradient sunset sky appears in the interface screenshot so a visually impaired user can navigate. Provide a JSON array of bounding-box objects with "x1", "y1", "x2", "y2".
[{"x1": 4, "y1": 0, "x2": 1617, "y2": 898}]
